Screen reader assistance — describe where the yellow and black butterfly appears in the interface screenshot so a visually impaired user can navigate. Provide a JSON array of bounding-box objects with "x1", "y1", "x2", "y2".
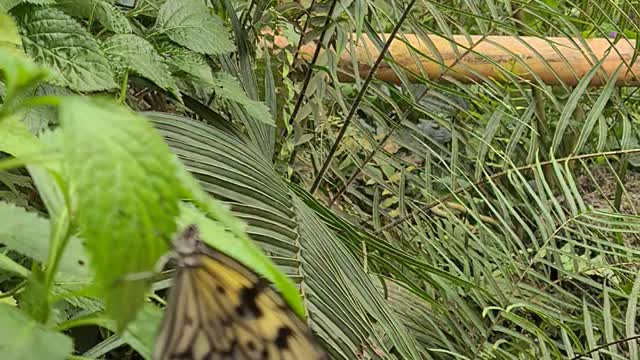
[{"x1": 153, "y1": 224, "x2": 329, "y2": 360}]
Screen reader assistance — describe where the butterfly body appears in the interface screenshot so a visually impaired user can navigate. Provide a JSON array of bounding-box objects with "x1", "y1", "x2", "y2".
[{"x1": 153, "y1": 225, "x2": 329, "y2": 360}]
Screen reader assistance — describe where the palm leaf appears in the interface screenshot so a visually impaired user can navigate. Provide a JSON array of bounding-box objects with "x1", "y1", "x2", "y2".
[{"x1": 146, "y1": 112, "x2": 421, "y2": 359}]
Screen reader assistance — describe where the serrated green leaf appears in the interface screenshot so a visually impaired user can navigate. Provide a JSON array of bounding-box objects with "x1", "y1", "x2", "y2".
[
  {"x1": 0, "y1": 0, "x2": 20, "y2": 10},
  {"x1": 102, "y1": 34, "x2": 180, "y2": 99},
  {"x1": 122, "y1": 303, "x2": 162, "y2": 360},
  {"x1": 212, "y1": 73, "x2": 273, "y2": 126},
  {"x1": 20, "y1": 85, "x2": 71, "y2": 135},
  {"x1": 153, "y1": 40, "x2": 213, "y2": 82},
  {"x1": 0, "y1": 171, "x2": 31, "y2": 194},
  {"x1": 20, "y1": 104, "x2": 52, "y2": 135},
  {"x1": 0, "y1": 12, "x2": 21, "y2": 47},
  {"x1": 58, "y1": 96, "x2": 183, "y2": 329},
  {"x1": 0, "y1": 114, "x2": 44, "y2": 158},
  {"x1": 14, "y1": 5, "x2": 117, "y2": 91},
  {"x1": 155, "y1": 0, "x2": 234, "y2": 55},
  {"x1": 0, "y1": 303, "x2": 73, "y2": 360},
  {"x1": 18, "y1": 269, "x2": 49, "y2": 323},
  {"x1": 57, "y1": 0, "x2": 132, "y2": 34},
  {"x1": 0, "y1": 201, "x2": 89, "y2": 277},
  {"x1": 130, "y1": 0, "x2": 165, "y2": 17},
  {"x1": 0, "y1": 47, "x2": 49, "y2": 102},
  {"x1": 0, "y1": 0, "x2": 54, "y2": 11}
]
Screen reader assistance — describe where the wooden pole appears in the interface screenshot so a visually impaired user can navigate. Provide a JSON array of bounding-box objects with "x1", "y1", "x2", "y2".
[{"x1": 271, "y1": 34, "x2": 640, "y2": 86}]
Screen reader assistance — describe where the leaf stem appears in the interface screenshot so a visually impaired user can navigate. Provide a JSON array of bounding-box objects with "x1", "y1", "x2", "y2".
[
  {"x1": 0, "y1": 253, "x2": 30, "y2": 278},
  {"x1": 56, "y1": 315, "x2": 112, "y2": 332},
  {"x1": 118, "y1": 70, "x2": 129, "y2": 103},
  {"x1": 44, "y1": 209, "x2": 71, "y2": 293},
  {"x1": 570, "y1": 334, "x2": 640, "y2": 359}
]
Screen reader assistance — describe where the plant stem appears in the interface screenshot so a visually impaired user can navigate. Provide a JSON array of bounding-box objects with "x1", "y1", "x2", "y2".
[
  {"x1": 44, "y1": 210, "x2": 71, "y2": 293},
  {"x1": 118, "y1": 70, "x2": 129, "y2": 104},
  {"x1": 286, "y1": 0, "x2": 339, "y2": 132},
  {"x1": 0, "y1": 253, "x2": 30, "y2": 278},
  {"x1": 309, "y1": 0, "x2": 418, "y2": 194}
]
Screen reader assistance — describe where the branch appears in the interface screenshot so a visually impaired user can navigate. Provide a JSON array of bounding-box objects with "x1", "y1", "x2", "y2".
[{"x1": 570, "y1": 335, "x2": 640, "y2": 360}]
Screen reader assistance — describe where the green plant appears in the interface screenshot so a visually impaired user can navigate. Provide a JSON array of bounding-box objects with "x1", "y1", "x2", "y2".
[
  {"x1": 0, "y1": 2, "x2": 417, "y2": 358},
  {"x1": 0, "y1": 23, "x2": 302, "y2": 360}
]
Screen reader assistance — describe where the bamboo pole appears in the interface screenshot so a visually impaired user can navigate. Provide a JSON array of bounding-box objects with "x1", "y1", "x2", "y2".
[{"x1": 271, "y1": 34, "x2": 640, "y2": 86}]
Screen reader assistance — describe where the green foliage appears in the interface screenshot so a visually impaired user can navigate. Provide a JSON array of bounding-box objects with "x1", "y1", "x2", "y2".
[
  {"x1": 0, "y1": 0, "x2": 54, "y2": 12},
  {"x1": 154, "y1": 39, "x2": 213, "y2": 82},
  {"x1": 0, "y1": 114, "x2": 44, "y2": 159},
  {"x1": 103, "y1": 34, "x2": 180, "y2": 99},
  {"x1": 149, "y1": 112, "x2": 418, "y2": 356},
  {"x1": 0, "y1": 5, "x2": 302, "y2": 357},
  {"x1": 120, "y1": 303, "x2": 162, "y2": 359},
  {"x1": 0, "y1": 11, "x2": 21, "y2": 46},
  {"x1": 154, "y1": 0, "x2": 235, "y2": 55},
  {"x1": 56, "y1": 0, "x2": 132, "y2": 34},
  {"x1": 14, "y1": 5, "x2": 117, "y2": 91},
  {"x1": 0, "y1": 201, "x2": 88, "y2": 277},
  {"x1": 2, "y1": 0, "x2": 249, "y2": 107},
  {"x1": 0, "y1": 303, "x2": 73, "y2": 360},
  {"x1": 59, "y1": 96, "x2": 183, "y2": 328},
  {"x1": 129, "y1": 0, "x2": 165, "y2": 18},
  {"x1": 210, "y1": 72, "x2": 274, "y2": 126},
  {"x1": 0, "y1": 48, "x2": 49, "y2": 109}
]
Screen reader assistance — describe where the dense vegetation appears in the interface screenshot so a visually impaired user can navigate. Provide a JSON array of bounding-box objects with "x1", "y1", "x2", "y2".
[{"x1": 0, "y1": 0, "x2": 639, "y2": 359}]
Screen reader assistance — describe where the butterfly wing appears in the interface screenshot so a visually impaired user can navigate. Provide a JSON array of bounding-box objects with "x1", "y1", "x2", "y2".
[{"x1": 153, "y1": 232, "x2": 328, "y2": 360}]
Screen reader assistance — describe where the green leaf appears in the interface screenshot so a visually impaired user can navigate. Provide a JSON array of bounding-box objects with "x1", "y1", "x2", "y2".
[
  {"x1": 0, "y1": 252, "x2": 29, "y2": 277},
  {"x1": 0, "y1": 114, "x2": 44, "y2": 159},
  {"x1": 153, "y1": 40, "x2": 213, "y2": 82},
  {"x1": 0, "y1": 201, "x2": 89, "y2": 277},
  {"x1": 130, "y1": 0, "x2": 165, "y2": 17},
  {"x1": 14, "y1": 4, "x2": 117, "y2": 91},
  {"x1": 212, "y1": 73, "x2": 274, "y2": 126},
  {"x1": 56, "y1": 0, "x2": 132, "y2": 34},
  {"x1": 147, "y1": 112, "x2": 304, "y2": 315},
  {"x1": 18, "y1": 269, "x2": 49, "y2": 323},
  {"x1": 0, "y1": 303, "x2": 73, "y2": 360},
  {"x1": 0, "y1": 0, "x2": 54, "y2": 11},
  {"x1": 147, "y1": 113, "x2": 423, "y2": 356},
  {"x1": 20, "y1": 85, "x2": 71, "y2": 135},
  {"x1": 0, "y1": 171, "x2": 31, "y2": 194},
  {"x1": 155, "y1": 0, "x2": 235, "y2": 55},
  {"x1": 26, "y1": 130, "x2": 67, "y2": 221},
  {"x1": 59, "y1": 96, "x2": 183, "y2": 329},
  {"x1": 0, "y1": 0, "x2": 20, "y2": 11},
  {"x1": 121, "y1": 303, "x2": 162, "y2": 360},
  {"x1": 102, "y1": 34, "x2": 180, "y2": 99},
  {"x1": 0, "y1": 47, "x2": 49, "y2": 102},
  {"x1": 0, "y1": 11, "x2": 21, "y2": 47}
]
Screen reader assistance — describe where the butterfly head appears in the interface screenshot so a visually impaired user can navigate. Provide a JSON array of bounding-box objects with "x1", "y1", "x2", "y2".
[{"x1": 171, "y1": 224, "x2": 203, "y2": 267}]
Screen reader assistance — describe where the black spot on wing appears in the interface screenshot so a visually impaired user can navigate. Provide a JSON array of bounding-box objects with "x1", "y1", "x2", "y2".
[
  {"x1": 274, "y1": 326, "x2": 294, "y2": 349},
  {"x1": 235, "y1": 279, "x2": 269, "y2": 318}
]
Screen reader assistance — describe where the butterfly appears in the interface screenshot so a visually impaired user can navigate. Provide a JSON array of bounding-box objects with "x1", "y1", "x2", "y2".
[{"x1": 153, "y1": 224, "x2": 329, "y2": 360}]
